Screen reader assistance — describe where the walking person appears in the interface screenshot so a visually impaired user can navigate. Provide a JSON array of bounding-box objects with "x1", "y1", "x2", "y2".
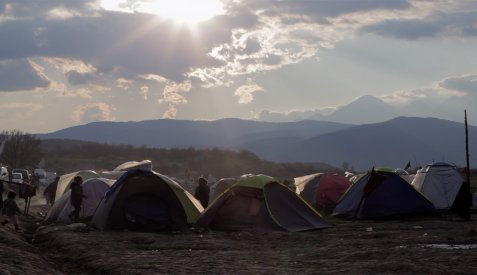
[
  {"x1": 1, "y1": 191, "x2": 22, "y2": 232},
  {"x1": 68, "y1": 176, "x2": 86, "y2": 222}
]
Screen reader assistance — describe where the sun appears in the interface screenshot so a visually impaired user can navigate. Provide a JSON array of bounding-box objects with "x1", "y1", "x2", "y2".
[{"x1": 131, "y1": 0, "x2": 224, "y2": 25}]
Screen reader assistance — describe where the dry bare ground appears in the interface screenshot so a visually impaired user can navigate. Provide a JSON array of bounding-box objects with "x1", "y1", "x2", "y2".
[{"x1": 1, "y1": 200, "x2": 476, "y2": 274}]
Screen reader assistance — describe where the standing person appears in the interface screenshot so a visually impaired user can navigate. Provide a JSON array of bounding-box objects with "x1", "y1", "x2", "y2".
[
  {"x1": 68, "y1": 176, "x2": 85, "y2": 222},
  {"x1": 1, "y1": 191, "x2": 22, "y2": 232},
  {"x1": 194, "y1": 177, "x2": 210, "y2": 208},
  {"x1": 43, "y1": 176, "x2": 59, "y2": 206}
]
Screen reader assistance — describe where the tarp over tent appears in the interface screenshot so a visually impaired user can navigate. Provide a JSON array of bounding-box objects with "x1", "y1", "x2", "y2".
[
  {"x1": 294, "y1": 173, "x2": 351, "y2": 212},
  {"x1": 45, "y1": 178, "x2": 115, "y2": 223},
  {"x1": 332, "y1": 169, "x2": 436, "y2": 219},
  {"x1": 195, "y1": 174, "x2": 331, "y2": 232},
  {"x1": 411, "y1": 162, "x2": 472, "y2": 218},
  {"x1": 55, "y1": 170, "x2": 100, "y2": 202},
  {"x1": 91, "y1": 169, "x2": 203, "y2": 231}
]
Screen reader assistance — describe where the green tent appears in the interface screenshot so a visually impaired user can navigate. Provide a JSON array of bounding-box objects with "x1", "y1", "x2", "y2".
[
  {"x1": 91, "y1": 169, "x2": 203, "y2": 231},
  {"x1": 195, "y1": 174, "x2": 331, "y2": 232}
]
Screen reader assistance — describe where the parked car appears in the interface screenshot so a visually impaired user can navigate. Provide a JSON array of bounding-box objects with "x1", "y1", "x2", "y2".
[
  {"x1": 11, "y1": 172, "x2": 23, "y2": 184},
  {"x1": 12, "y1": 169, "x2": 30, "y2": 184}
]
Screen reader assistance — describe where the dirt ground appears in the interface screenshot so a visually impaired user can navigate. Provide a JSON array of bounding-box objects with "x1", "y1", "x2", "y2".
[{"x1": 1, "y1": 197, "x2": 476, "y2": 274}]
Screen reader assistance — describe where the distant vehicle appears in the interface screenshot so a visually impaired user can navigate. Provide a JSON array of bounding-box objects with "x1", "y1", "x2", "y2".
[
  {"x1": 33, "y1": 168, "x2": 47, "y2": 186},
  {"x1": 11, "y1": 172, "x2": 23, "y2": 184},
  {"x1": 12, "y1": 169, "x2": 30, "y2": 184}
]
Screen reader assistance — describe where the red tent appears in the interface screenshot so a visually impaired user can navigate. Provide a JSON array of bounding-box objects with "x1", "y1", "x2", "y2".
[{"x1": 294, "y1": 173, "x2": 351, "y2": 212}]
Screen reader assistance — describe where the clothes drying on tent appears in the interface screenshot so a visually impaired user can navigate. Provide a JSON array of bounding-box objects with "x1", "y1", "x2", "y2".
[
  {"x1": 91, "y1": 169, "x2": 203, "y2": 231},
  {"x1": 294, "y1": 173, "x2": 351, "y2": 212},
  {"x1": 195, "y1": 174, "x2": 331, "y2": 232},
  {"x1": 45, "y1": 178, "x2": 115, "y2": 223},
  {"x1": 332, "y1": 169, "x2": 436, "y2": 219},
  {"x1": 54, "y1": 170, "x2": 100, "y2": 203},
  {"x1": 412, "y1": 162, "x2": 472, "y2": 219}
]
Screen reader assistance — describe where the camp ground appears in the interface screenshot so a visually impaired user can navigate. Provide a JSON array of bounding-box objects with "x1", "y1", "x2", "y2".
[
  {"x1": 91, "y1": 169, "x2": 203, "y2": 231},
  {"x1": 195, "y1": 174, "x2": 331, "y2": 232},
  {"x1": 45, "y1": 178, "x2": 115, "y2": 223},
  {"x1": 294, "y1": 173, "x2": 351, "y2": 212},
  {"x1": 332, "y1": 168, "x2": 436, "y2": 219}
]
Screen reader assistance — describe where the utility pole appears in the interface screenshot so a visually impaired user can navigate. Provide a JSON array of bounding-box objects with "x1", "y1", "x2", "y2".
[{"x1": 465, "y1": 110, "x2": 470, "y2": 185}]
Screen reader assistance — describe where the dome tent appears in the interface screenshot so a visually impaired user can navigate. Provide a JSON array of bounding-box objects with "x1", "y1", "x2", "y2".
[
  {"x1": 55, "y1": 170, "x2": 100, "y2": 203},
  {"x1": 195, "y1": 174, "x2": 331, "y2": 232},
  {"x1": 294, "y1": 173, "x2": 351, "y2": 212},
  {"x1": 91, "y1": 169, "x2": 203, "y2": 231},
  {"x1": 45, "y1": 178, "x2": 115, "y2": 223},
  {"x1": 412, "y1": 162, "x2": 472, "y2": 218},
  {"x1": 332, "y1": 168, "x2": 436, "y2": 219}
]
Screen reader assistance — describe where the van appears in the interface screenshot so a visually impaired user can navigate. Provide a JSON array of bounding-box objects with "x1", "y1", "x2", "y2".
[
  {"x1": 12, "y1": 169, "x2": 30, "y2": 184},
  {"x1": 12, "y1": 172, "x2": 23, "y2": 184}
]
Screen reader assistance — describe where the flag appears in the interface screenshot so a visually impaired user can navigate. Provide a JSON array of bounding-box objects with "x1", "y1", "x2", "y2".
[{"x1": 404, "y1": 161, "x2": 411, "y2": 171}]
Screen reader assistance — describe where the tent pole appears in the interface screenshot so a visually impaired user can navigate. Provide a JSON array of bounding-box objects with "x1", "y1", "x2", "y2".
[{"x1": 465, "y1": 110, "x2": 470, "y2": 185}]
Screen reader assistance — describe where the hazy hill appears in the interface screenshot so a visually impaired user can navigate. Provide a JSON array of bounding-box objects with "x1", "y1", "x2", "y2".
[
  {"x1": 38, "y1": 116, "x2": 476, "y2": 172},
  {"x1": 38, "y1": 118, "x2": 352, "y2": 148},
  {"x1": 324, "y1": 95, "x2": 400, "y2": 124},
  {"x1": 272, "y1": 117, "x2": 476, "y2": 170}
]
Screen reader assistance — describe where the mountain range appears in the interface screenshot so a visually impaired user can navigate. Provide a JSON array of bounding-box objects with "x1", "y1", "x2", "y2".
[
  {"x1": 257, "y1": 94, "x2": 470, "y2": 125},
  {"x1": 38, "y1": 116, "x2": 476, "y2": 171}
]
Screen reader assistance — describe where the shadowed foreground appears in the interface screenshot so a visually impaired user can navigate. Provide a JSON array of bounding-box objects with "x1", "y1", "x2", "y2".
[{"x1": 1, "y1": 204, "x2": 476, "y2": 274}]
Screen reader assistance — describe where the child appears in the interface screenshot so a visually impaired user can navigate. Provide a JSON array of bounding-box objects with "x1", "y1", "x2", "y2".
[{"x1": 1, "y1": 191, "x2": 22, "y2": 232}]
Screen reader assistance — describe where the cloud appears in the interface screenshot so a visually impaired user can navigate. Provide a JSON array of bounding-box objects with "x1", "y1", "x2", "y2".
[
  {"x1": 234, "y1": 83, "x2": 264, "y2": 104},
  {"x1": 162, "y1": 104, "x2": 178, "y2": 119},
  {"x1": 71, "y1": 102, "x2": 116, "y2": 124},
  {"x1": 360, "y1": 2, "x2": 477, "y2": 40},
  {"x1": 0, "y1": 59, "x2": 49, "y2": 91},
  {"x1": 0, "y1": 102, "x2": 42, "y2": 120},
  {"x1": 66, "y1": 71, "x2": 96, "y2": 85},
  {"x1": 436, "y1": 74, "x2": 477, "y2": 96},
  {"x1": 140, "y1": 85, "x2": 148, "y2": 100},
  {"x1": 380, "y1": 89, "x2": 434, "y2": 104}
]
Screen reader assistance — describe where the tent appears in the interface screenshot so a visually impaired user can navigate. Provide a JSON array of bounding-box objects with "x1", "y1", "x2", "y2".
[
  {"x1": 91, "y1": 169, "x2": 203, "y2": 231},
  {"x1": 209, "y1": 177, "x2": 238, "y2": 202},
  {"x1": 332, "y1": 169, "x2": 436, "y2": 219},
  {"x1": 411, "y1": 162, "x2": 471, "y2": 217},
  {"x1": 100, "y1": 160, "x2": 152, "y2": 180},
  {"x1": 294, "y1": 173, "x2": 351, "y2": 212},
  {"x1": 55, "y1": 170, "x2": 100, "y2": 202},
  {"x1": 195, "y1": 174, "x2": 331, "y2": 232},
  {"x1": 45, "y1": 178, "x2": 115, "y2": 223}
]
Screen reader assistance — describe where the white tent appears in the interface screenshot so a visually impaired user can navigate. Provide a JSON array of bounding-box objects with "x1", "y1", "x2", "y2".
[
  {"x1": 46, "y1": 178, "x2": 115, "y2": 222},
  {"x1": 99, "y1": 160, "x2": 152, "y2": 180},
  {"x1": 55, "y1": 170, "x2": 100, "y2": 202},
  {"x1": 411, "y1": 162, "x2": 464, "y2": 209}
]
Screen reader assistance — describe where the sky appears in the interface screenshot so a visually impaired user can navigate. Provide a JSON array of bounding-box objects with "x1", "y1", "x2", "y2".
[{"x1": 0, "y1": 0, "x2": 477, "y2": 133}]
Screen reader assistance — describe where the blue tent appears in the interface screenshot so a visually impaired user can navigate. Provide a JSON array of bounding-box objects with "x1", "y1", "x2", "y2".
[{"x1": 332, "y1": 169, "x2": 436, "y2": 219}]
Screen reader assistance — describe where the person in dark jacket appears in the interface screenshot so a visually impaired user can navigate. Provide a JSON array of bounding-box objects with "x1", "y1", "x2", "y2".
[
  {"x1": 43, "y1": 176, "x2": 59, "y2": 206},
  {"x1": 1, "y1": 191, "x2": 22, "y2": 232},
  {"x1": 68, "y1": 176, "x2": 86, "y2": 222},
  {"x1": 194, "y1": 177, "x2": 210, "y2": 208}
]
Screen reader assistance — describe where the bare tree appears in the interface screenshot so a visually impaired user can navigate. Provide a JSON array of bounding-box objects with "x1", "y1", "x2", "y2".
[{"x1": 0, "y1": 130, "x2": 43, "y2": 169}]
